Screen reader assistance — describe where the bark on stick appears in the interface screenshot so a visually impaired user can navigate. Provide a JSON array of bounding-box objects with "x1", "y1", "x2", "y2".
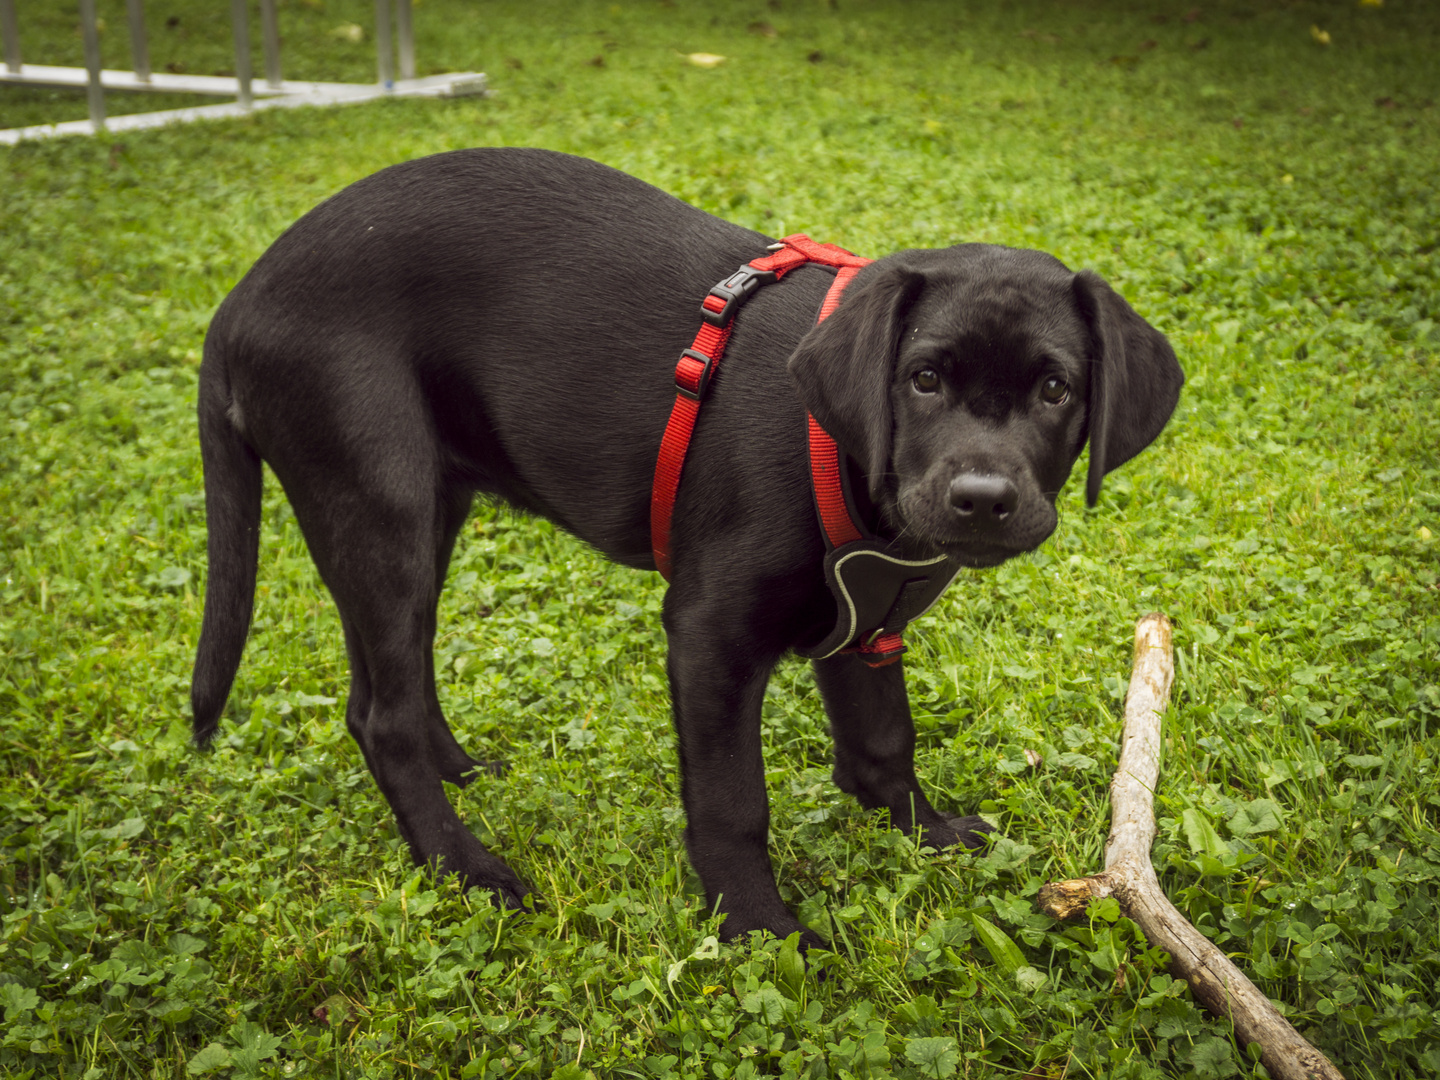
[{"x1": 1036, "y1": 613, "x2": 1343, "y2": 1080}]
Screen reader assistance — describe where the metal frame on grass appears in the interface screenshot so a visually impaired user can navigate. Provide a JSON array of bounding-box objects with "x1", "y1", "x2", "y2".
[{"x1": 0, "y1": 0, "x2": 486, "y2": 145}]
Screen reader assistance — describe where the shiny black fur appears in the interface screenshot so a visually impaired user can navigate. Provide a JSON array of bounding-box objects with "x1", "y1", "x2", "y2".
[{"x1": 192, "y1": 148, "x2": 1183, "y2": 946}]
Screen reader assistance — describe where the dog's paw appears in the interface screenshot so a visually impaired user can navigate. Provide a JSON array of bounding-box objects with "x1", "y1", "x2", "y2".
[
  {"x1": 433, "y1": 848, "x2": 532, "y2": 910},
  {"x1": 470, "y1": 867, "x2": 532, "y2": 912},
  {"x1": 720, "y1": 911, "x2": 827, "y2": 953},
  {"x1": 480, "y1": 879, "x2": 533, "y2": 912},
  {"x1": 796, "y1": 925, "x2": 828, "y2": 953},
  {"x1": 440, "y1": 758, "x2": 508, "y2": 788},
  {"x1": 951, "y1": 814, "x2": 997, "y2": 849},
  {"x1": 922, "y1": 814, "x2": 996, "y2": 852},
  {"x1": 432, "y1": 747, "x2": 508, "y2": 788}
]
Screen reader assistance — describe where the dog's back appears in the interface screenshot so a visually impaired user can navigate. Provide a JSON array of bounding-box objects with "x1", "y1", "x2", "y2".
[{"x1": 205, "y1": 149, "x2": 775, "y2": 557}]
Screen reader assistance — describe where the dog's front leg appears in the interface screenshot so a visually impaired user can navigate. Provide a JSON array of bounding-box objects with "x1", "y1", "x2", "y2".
[
  {"x1": 814, "y1": 651, "x2": 991, "y2": 851},
  {"x1": 664, "y1": 600, "x2": 819, "y2": 947}
]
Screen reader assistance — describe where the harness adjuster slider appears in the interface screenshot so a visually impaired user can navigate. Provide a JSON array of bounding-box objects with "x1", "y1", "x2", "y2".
[
  {"x1": 675, "y1": 348, "x2": 717, "y2": 401},
  {"x1": 700, "y1": 265, "x2": 779, "y2": 327}
]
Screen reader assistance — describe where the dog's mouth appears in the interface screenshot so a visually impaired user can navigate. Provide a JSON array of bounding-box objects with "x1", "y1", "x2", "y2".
[
  {"x1": 934, "y1": 539, "x2": 1027, "y2": 569},
  {"x1": 909, "y1": 518, "x2": 1059, "y2": 568}
]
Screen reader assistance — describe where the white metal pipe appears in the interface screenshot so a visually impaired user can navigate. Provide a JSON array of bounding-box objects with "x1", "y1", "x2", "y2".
[
  {"x1": 259, "y1": 0, "x2": 280, "y2": 89},
  {"x1": 125, "y1": 0, "x2": 149, "y2": 82},
  {"x1": 395, "y1": 0, "x2": 414, "y2": 81},
  {"x1": 374, "y1": 0, "x2": 393, "y2": 89},
  {"x1": 0, "y1": 64, "x2": 355, "y2": 96},
  {"x1": 1, "y1": 0, "x2": 20, "y2": 74},
  {"x1": 1, "y1": 72, "x2": 487, "y2": 145},
  {"x1": 0, "y1": 64, "x2": 484, "y2": 99},
  {"x1": 78, "y1": 0, "x2": 105, "y2": 130},
  {"x1": 230, "y1": 0, "x2": 252, "y2": 107}
]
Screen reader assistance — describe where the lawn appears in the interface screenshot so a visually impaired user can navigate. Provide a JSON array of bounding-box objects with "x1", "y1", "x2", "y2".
[{"x1": 2, "y1": 1, "x2": 1438, "y2": 1078}]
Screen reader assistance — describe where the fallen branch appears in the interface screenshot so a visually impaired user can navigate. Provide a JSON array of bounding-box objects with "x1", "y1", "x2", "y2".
[{"x1": 1037, "y1": 613, "x2": 1343, "y2": 1080}]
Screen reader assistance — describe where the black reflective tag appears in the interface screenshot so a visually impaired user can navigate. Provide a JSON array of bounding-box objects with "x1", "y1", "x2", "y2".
[{"x1": 795, "y1": 541, "x2": 960, "y2": 660}]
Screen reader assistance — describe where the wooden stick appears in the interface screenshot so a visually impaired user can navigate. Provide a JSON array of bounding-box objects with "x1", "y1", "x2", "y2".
[{"x1": 1037, "y1": 613, "x2": 1344, "y2": 1080}]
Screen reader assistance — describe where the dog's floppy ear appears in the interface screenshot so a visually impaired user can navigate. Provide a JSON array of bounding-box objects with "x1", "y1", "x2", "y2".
[
  {"x1": 1073, "y1": 270, "x2": 1184, "y2": 507},
  {"x1": 787, "y1": 261, "x2": 926, "y2": 500}
]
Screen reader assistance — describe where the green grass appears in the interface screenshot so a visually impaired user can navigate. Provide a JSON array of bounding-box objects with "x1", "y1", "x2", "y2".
[{"x1": 3, "y1": 0, "x2": 1439, "y2": 1077}]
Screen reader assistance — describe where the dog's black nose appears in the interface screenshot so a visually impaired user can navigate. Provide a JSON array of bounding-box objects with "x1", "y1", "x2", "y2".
[{"x1": 949, "y1": 473, "x2": 1018, "y2": 522}]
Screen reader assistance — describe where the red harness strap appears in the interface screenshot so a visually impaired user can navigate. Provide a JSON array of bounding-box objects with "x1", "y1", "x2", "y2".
[
  {"x1": 651, "y1": 235, "x2": 870, "y2": 578},
  {"x1": 650, "y1": 236, "x2": 909, "y2": 666}
]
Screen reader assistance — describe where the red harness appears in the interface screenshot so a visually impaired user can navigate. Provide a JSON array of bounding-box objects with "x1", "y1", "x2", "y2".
[{"x1": 650, "y1": 235, "x2": 958, "y2": 667}]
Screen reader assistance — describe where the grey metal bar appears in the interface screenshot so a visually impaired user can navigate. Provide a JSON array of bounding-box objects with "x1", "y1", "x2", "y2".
[
  {"x1": 230, "y1": 0, "x2": 252, "y2": 107},
  {"x1": 1, "y1": 0, "x2": 21, "y2": 75},
  {"x1": 125, "y1": 0, "x2": 149, "y2": 82},
  {"x1": 374, "y1": 0, "x2": 393, "y2": 89},
  {"x1": 395, "y1": 0, "x2": 414, "y2": 81},
  {"x1": 0, "y1": 64, "x2": 356, "y2": 95},
  {"x1": 78, "y1": 0, "x2": 105, "y2": 129},
  {"x1": 259, "y1": 0, "x2": 280, "y2": 89}
]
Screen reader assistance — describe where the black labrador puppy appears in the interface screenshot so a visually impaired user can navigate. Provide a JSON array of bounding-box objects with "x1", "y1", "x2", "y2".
[{"x1": 192, "y1": 147, "x2": 1182, "y2": 946}]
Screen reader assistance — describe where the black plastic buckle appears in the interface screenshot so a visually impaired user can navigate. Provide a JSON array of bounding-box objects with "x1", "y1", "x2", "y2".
[
  {"x1": 675, "y1": 348, "x2": 716, "y2": 401},
  {"x1": 700, "y1": 264, "x2": 779, "y2": 327}
]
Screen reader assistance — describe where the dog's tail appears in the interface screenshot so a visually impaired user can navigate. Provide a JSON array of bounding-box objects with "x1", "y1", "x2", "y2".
[{"x1": 190, "y1": 328, "x2": 263, "y2": 747}]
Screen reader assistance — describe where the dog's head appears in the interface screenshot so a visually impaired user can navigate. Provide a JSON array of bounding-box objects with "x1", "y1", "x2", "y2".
[{"x1": 788, "y1": 244, "x2": 1183, "y2": 567}]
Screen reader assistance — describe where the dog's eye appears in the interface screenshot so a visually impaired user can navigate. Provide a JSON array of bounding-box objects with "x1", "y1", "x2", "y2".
[
  {"x1": 913, "y1": 369, "x2": 941, "y2": 393},
  {"x1": 1040, "y1": 376, "x2": 1069, "y2": 405}
]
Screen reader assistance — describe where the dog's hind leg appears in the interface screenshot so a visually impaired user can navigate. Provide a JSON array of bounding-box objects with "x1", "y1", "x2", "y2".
[
  {"x1": 339, "y1": 614, "x2": 378, "y2": 776},
  {"x1": 422, "y1": 486, "x2": 498, "y2": 789},
  {"x1": 814, "y1": 652, "x2": 991, "y2": 851},
  {"x1": 283, "y1": 456, "x2": 529, "y2": 909}
]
